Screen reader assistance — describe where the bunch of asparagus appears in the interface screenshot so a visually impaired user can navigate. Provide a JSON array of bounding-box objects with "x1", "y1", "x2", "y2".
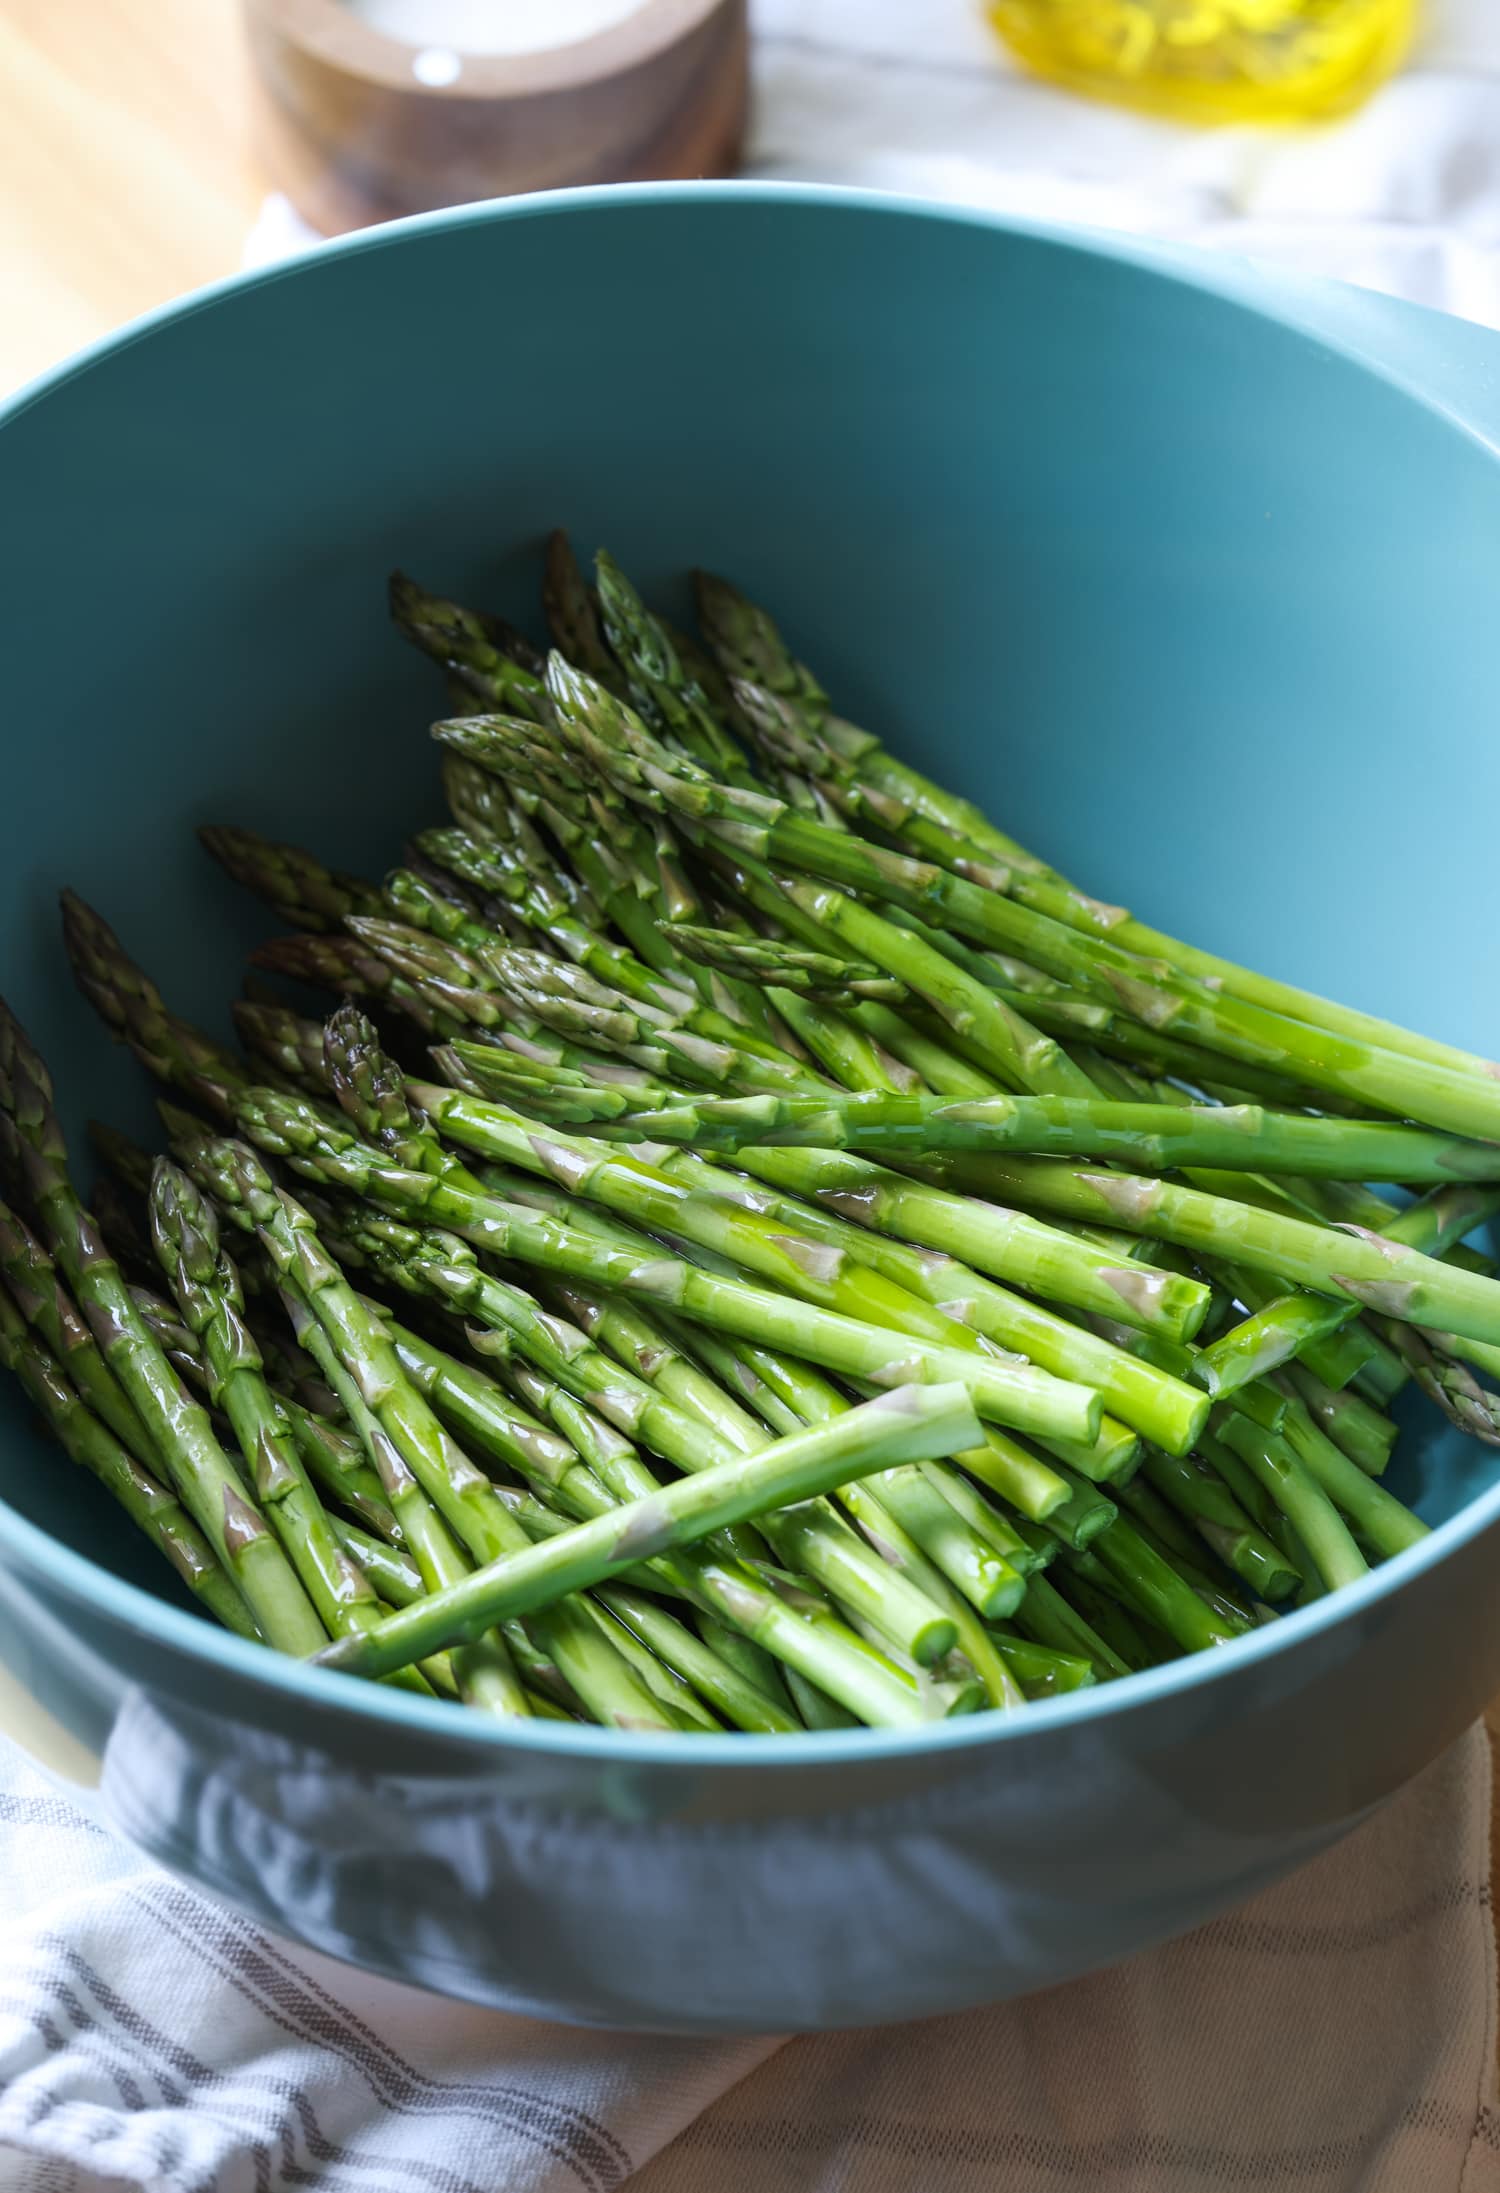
[{"x1": 3, "y1": 533, "x2": 1496, "y2": 1735}]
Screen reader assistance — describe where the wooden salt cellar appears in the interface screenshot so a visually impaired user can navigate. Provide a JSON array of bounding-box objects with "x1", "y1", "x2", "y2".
[{"x1": 243, "y1": 0, "x2": 748, "y2": 234}]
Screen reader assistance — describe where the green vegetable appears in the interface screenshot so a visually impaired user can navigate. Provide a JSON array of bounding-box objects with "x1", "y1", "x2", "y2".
[{"x1": 10, "y1": 536, "x2": 1474, "y2": 1738}]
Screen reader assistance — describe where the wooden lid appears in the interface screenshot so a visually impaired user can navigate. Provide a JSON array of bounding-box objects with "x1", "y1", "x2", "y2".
[{"x1": 244, "y1": 0, "x2": 749, "y2": 233}]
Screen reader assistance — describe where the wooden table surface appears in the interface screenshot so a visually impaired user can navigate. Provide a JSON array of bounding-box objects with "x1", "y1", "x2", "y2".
[
  {"x1": 5, "y1": 0, "x2": 1500, "y2": 1902},
  {"x1": 0, "y1": 0, "x2": 260, "y2": 391}
]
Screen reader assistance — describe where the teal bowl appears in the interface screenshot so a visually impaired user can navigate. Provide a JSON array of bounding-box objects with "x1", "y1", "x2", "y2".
[{"x1": 3, "y1": 183, "x2": 1500, "y2": 2032}]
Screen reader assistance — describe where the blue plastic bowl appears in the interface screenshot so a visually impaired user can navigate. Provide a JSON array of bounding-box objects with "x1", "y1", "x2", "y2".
[{"x1": 3, "y1": 183, "x2": 1500, "y2": 2034}]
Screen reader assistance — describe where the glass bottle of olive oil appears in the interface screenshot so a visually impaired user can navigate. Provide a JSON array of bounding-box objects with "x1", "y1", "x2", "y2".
[{"x1": 989, "y1": 0, "x2": 1416, "y2": 122}]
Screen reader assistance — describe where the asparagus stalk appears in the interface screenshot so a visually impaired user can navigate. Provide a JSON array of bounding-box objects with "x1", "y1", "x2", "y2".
[
  {"x1": 595, "y1": 550, "x2": 752, "y2": 783},
  {"x1": 665, "y1": 925, "x2": 906, "y2": 1005},
  {"x1": 417, "y1": 1078, "x2": 1202, "y2": 1460},
  {"x1": 161, "y1": 1144, "x2": 533, "y2": 1718},
  {"x1": 233, "y1": 1082, "x2": 1104, "y2": 1444},
  {"x1": 197, "y1": 826, "x2": 385, "y2": 931},
  {"x1": 283, "y1": 1399, "x2": 402, "y2": 1540},
  {"x1": 392, "y1": 850, "x2": 796, "y2": 1073},
  {"x1": 62, "y1": 891, "x2": 246, "y2": 1117},
  {"x1": 1010, "y1": 1570, "x2": 1133, "y2": 1679},
  {"x1": 1371, "y1": 1319, "x2": 1500, "y2": 1445},
  {"x1": 145, "y1": 1159, "x2": 422, "y2": 1661},
  {"x1": 390, "y1": 570, "x2": 551, "y2": 719},
  {"x1": 870, "y1": 1463, "x2": 1027, "y2": 1618},
  {"x1": 368, "y1": 1208, "x2": 964, "y2": 1670},
  {"x1": 1194, "y1": 1185, "x2": 1500, "y2": 1398},
  {"x1": 597, "y1": 1588, "x2": 802, "y2": 1735},
  {"x1": 1138, "y1": 1449, "x2": 1301, "y2": 1603},
  {"x1": 0, "y1": 1002, "x2": 328, "y2": 1654},
  {"x1": 489, "y1": 1336, "x2": 937, "y2": 1726},
  {"x1": 329, "y1": 1516, "x2": 424, "y2": 1604},
  {"x1": 350, "y1": 914, "x2": 821, "y2": 1097},
  {"x1": 1269, "y1": 1387, "x2": 1430, "y2": 1558},
  {"x1": 176, "y1": 1130, "x2": 688, "y2": 1728},
  {"x1": 990, "y1": 1635, "x2": 1096, "y2": 1698},
  {"x1": 0, "y1": 1202, "x2": 159, "y2": 1469},
  {"x1": 1282, "y1": 1364, "x2": 1398, "y2": 1477},
  {"x1": 233, "y1": 1001, "x2": 337, "y2": 1096},
  {"x1": 543, "y1": 530, "x2": 626, "y2": 693},
  {"x1": 336, "y1": 1189, "x2": 965, "y2": 1717},
  {"x1": 459, "y1": 670, "x2": 1500, "y2": 1143},
  {"x1": 408, "y1": 832, "x2": 695, "y2": 1016},
  {"x1": 0, "y1": 1280, "x2": 260, "y2": 1638},
  {"x1": 406, "y1": 1084, "x2": 1146, "y2": 1457},
  {"x1": 511, "y1": 1083, "x2": 1496, "y2": 1184},
  {"x1": 435, "y1": 1043, "x2": 1211, "y2": 1345},
  {"x1": 316, "y1": 1383, "x2": 984, "y2": 1682},
  {"x1": 1056, "y1": 1518, "x2": 1242, "y2": 1653},
  {"x1": 695, "y1": 570, "x2": 1500, "y2": 1086},
  {"x1": 1209, "y1": 1410, "x2": 1371, "y2": 1591},
  {"x1": 915, "y1": 1153, "x2": 1500, "y2": 1351},
  {"x1": 489, "y1": 1157, "x2": 1096, "y2": 1525}
]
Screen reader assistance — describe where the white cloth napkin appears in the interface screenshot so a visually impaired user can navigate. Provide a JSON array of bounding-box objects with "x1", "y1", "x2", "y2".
[
  {"x1": 10, "y1": 4, "x2": 1500, "y2": 2186},
  {"x1": 0, "y1": 1726, "x2": 1494, "y2": 2192}
]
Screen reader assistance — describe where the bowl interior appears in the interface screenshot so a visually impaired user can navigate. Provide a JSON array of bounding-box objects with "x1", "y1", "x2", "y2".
[{"x1": 2, "y1": 188, "x2": 1498, "y2": 1630}]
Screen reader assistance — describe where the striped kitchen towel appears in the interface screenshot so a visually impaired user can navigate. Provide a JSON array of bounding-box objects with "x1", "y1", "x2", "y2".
[{"x1": 0, "y1": 1725, "x2": 1494, "y2": 2192}]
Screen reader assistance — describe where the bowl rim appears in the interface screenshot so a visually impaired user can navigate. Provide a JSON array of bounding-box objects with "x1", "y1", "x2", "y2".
[{"x1": 2, "y1": 174, "x2": 1496, "y2": 1770}]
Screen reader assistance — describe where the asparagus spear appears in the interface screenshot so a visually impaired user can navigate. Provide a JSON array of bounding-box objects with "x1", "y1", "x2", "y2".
[
  {"x1": 552, "y1": 1271, "x2": 1030, "y2": 1651},
  {"x1": 390, "y1": 571, "x2": 551, "y2": 720},
  {"x1": 543, "y1": 530, "x2": 626, "y2": 692},
  {"x1": 914, "y1": 1153, "x2": 1500, "y2": 1352},
  {"x1": 1138, "y1": 1449, "x2": 1301, "y2": 1603},
  {"x1": 323, "y1": 1003, "x2": 982, "y2": 1653},
  {"x1": 197, "y1": 826, "x2": 384, "y2": 932},
  {"x1": 326, "y1": 1005, "x2": 985, "y2": 1682},
  {"x1": 0, "y1": 1202, "x2": 159, "y2": 1468},
  {"x1": 485, "y1": 1156, "x2": 1086, "y2": 1521},
  {"x1": 454, "y1": 670, "x2": 1500, "y2": 1142},
  {"x1": 498, "y1": 1083, "x2": 1496, "y2": 1185},
  {"x1": 1282, "y1": 1363, "x2": 1399, "y2": 1477},
  {"x1": 316, "y1": 1177, "x2": 964, "y2": 1720},
  {"x1": 595, "y1": 550, "x2": 753, "y2": 784},
  {"x1": 233, "y1": 1001, "x2": 336, "y2": 1096},
  {"x1": 1194, "y1": 1184, "x2": 1500, "y2": 1398},
  {"x1": 694, "y1": 569, "x2": 1500, "y2": 1086},
  {"x1": 350, "y1": 914, "x2": 821, "y2": 1098},
  {"x1": 485, "y1": 1335, "x2": 937, "y2": 1727},
  {"x1": 176, "y1": 1130, "x2": 690, "y2": 1729},
  {"x1": 389, "y1": 853, "x2": 805, "y2": 1081},
  {"x1": 0, "y1": 1280, "x2": 259, "y2": 1638},
  {"x1": 225, "y1": 1082, "x2": 1103, "y2": 1446},
  {"x1": 145, "y1": 1159, "x2": 422, "y2": 1661},
  {"x1": 596, "y1": 1588, "x2": 802, "y2": 1734},
  {"x1": 435, "y1": 1043, "x2": 1212, "y2": 1344},
  {"x1": 0, "y1": 1001, "x2": 328, "y2": 1654},
  {"x1": 402, "y1": 1085, "x2": 1136, "y2": 1445},
  {"x1": 61, "y1": 891, "x2": 245, "y2": 1117},
  {"x1": 665, "y1": 925, "x2": 906, "y2": 1005},
  {"x1": 407, "y1": 833, "x2": 699, "y2": 1020},
  {"x1": 316, "y1": 1383, "x2": 985, "y2": 1682},
  {"x1": 363, "y1": 1205, "x2": 966, "y2": 1671},
  {"x1": 412, "y1": 1078, "x2": 1203, "y2": 1459}
]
